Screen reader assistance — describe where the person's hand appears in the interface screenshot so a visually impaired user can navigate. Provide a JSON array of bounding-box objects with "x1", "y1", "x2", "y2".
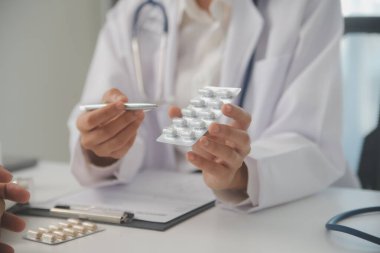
[
  {"x1": 77, "y1": 88, "x2": 145, "y2": 167},
  {"x1": 169, "y1": 104, "x2": 252, "y2": 191},
  {"x1": 0, "y1": 166, "x2": 30, "y2": 253}
]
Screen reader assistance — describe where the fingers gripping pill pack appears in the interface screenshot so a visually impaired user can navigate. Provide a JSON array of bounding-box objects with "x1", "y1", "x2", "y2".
[
  {"x1": 24, "y1": 219, "x2": 104, "y2": 245},
  {"x1": 157, "y1": 86, "x2": 241, "y2": 146}
]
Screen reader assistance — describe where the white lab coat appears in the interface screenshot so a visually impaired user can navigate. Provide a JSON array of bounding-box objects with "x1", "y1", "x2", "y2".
[{"x1": 68, "y1": 0, "x2": 359, "y2": 212}]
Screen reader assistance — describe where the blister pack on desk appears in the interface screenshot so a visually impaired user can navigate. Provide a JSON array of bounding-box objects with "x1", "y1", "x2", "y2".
[
  {"x1": 24, "y1": 219, "x2": 104, "y2": 245},
  {"x1": 157, "y1": 86, "x2": 241, "y2": 146}
]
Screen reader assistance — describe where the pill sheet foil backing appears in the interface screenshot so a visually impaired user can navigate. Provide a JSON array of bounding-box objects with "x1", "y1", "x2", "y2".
[
  {"x1": 24, "y1": 219, "x2": 105, "y2": 245},
  {"x1": 157, "y1": 86, "x2": 241, "y2": 146}
]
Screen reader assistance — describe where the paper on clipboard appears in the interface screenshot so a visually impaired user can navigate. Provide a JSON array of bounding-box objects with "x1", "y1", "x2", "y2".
[{"x1": 38, "y1": 171, "x2": 215, "y2": 223}]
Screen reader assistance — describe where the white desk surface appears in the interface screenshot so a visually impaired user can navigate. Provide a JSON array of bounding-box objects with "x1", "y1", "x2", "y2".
[{"x1": 2, "y1": 161, "x2": 380, "y2": 253}]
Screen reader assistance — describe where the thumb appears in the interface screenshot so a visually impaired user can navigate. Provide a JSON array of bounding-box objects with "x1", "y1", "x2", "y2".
[
  {"x1": 0, "y1": 166, "x2": 12, "y2": 183},
  {"x1": 102, "y1": 88, "x2": 128, "y2": 103},
  {"x1": 168, "y1": 106, "x2": 182, "y2": 119},
  {"x1": 0, "y1": 243, "x2": 14, "y2": 253}
]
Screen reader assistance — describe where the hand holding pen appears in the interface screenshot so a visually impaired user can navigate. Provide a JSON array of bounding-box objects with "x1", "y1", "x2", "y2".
[{"x1": 77, "y1": 88, "x2": 148, "y2": 167}]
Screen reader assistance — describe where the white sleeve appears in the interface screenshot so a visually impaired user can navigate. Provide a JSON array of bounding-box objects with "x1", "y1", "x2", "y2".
[
  {"x1": 68, "y1": 5, "x2": 144, "y2": 187},
  {"x1": 216, "y1": 0, "x2": 346, "y2": 212}
]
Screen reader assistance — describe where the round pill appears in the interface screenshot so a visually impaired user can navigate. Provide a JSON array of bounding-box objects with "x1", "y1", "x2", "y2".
[
  {"x1": 38, "y1": 227, "x2": 49, "y2": 234},
  {"x1": 172, "y1": 118, "x2": 187, "y2": 127},
  {"x1": 181, "y1": 108, "x2": 197, "y2": 118},
  {"x1": 190, "y1": 98, "x2": 206, "y2": 108},
  {"x1": 198, "y1": 110, "x2": 216, "y2": 120},
  {"x1": 82, "y1": 222, "x2": 97, "y2": 231},
  {"x1": 73, "y1": 225, "x2": 87, "y2": 234},
  {"x1": 207, "y1": 99, "x2": 223, "y2": 110},
  {"x1": 163, "y1": 127, "x2": 177, "y2": 138},
  {"x1": 67, "y1": 218, "x2": 81, "y2": 225},
  {"x1": 63, "y1": 228, "x2": 78, "y2": 237},
  {"x1": 53, "y1": 230, "x2": 67, "y2": 240},
  {"x1": 216, "y1": 89, "x2": 233, "y2": 99},
  {"x1": 27, "y1": 230, "x2": 42, "y2": 240},
  {"x1": 58, "y1": 222, "x2": 72, "y2": 229},
  {"x1": 189, "y1": 119, "x2": 206, "y2": 129},
  {"x1": 48, "y1": 225, "x2": 61, "y2": 232},
  {"x1": 198, "y1": 88, "x2": 215, "y2": 98},
  {"x1": 41, "y1": 233, "x2": 57, "y2": 244},
  {"x1": 180, "y1": 129, "x2": 196, "y2": 141}
]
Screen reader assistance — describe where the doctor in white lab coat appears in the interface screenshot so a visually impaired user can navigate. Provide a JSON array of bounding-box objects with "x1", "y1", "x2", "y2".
[{"x1": 68, "y1": 0, "x2": 358, "y2": 212}]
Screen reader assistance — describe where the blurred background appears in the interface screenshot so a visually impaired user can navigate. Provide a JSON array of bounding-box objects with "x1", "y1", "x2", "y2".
[
  {"x1": 0, "y1": 0, "x2": 115, "y2": 162},
  {"x1": 0, "y1": 0, "x2": 379, "y2": 175}
]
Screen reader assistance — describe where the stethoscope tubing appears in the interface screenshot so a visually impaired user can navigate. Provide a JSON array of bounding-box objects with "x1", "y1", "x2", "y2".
[
  {"x1": 132, "y1": 0, "x2": 169, "y2": 103},
  {"x1": 132, "y1": 0, "x2": 169, "y2": 37},
  {"x1": 326, "y1": 206, "x2": 380, "y2": 245},
  {"x1": 131, "y1": 0, "x2": 258, "y2": 107}
]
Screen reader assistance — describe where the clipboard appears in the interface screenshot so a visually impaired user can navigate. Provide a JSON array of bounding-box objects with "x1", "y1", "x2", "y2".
[
  {"x1": 11, "y1": 201, "x2": 215, "y2": 231},
  {"x1": 10, "y1": 171, "x2": 216, "y2": 231}
]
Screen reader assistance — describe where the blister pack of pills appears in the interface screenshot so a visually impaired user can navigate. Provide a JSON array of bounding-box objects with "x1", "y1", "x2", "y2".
[
  {"x1": 157, "y1": 86, "x2": 241, "y2": 146},
  {"x1": 24, "y1": 219, "x2": 104, "y2": 245}
]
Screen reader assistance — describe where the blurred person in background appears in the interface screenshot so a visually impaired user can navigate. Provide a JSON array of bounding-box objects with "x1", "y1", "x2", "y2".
[{"x1": 69, "y1": 0, "x2": 358, "y2": 212}]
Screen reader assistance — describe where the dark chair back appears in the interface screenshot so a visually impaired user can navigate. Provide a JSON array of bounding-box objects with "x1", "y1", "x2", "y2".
[{"x1": 359, "y1": 110, "x2": 380, "y2": 190}]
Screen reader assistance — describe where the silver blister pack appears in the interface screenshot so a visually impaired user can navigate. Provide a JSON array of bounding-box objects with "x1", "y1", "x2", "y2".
[
  {"x1": 24, "y1": 219, "x2": 104, "y2": 245},
  {"x1": 157, "y1": 86, "x2": 241, "y2": 146}
]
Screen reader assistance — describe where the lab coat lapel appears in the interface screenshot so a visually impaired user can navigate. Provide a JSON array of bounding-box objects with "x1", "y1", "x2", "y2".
[
  {"x1": 162, "y1": 0, "x2": 180, "y2": 101},
  {"x1": 152, "y1": 0, "x2": 179, "y2": 171},
  {"x1": 220, "y1": 0, "x2": 263, "y2": 89}
]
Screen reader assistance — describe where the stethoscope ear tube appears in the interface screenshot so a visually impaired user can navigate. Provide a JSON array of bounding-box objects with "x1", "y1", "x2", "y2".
[
  {"x1": 325, "y1": 206, "x2": 380, "y2": 245},
  {"x1": 131, "y1": 0, "x2": 169, "y2": 103},
  {"x1": 132, "y1": 0, "x2": 169, "y2": 37}
]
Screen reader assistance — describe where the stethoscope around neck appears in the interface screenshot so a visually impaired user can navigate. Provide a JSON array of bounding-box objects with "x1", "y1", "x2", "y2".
[
  {"x1": 131, "y1": 0, "x2": 169, "y2": 105},
  {"x1": 131, "y1": 0, "x2": 258, "y2": 108}
]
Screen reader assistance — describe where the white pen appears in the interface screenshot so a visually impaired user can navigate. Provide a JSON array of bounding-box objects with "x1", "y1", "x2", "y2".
[
  {"x1": 51, "y1": 205, "x2": 134, "y2": 224},
  {"x1": 80, "y1": 103, "x2": 158, "y2": 112}
]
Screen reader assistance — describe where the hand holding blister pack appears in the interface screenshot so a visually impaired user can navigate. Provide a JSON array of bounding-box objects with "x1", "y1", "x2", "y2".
[{"x1": 157, "y1": 86, "x2": 241, "y2": 146}]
